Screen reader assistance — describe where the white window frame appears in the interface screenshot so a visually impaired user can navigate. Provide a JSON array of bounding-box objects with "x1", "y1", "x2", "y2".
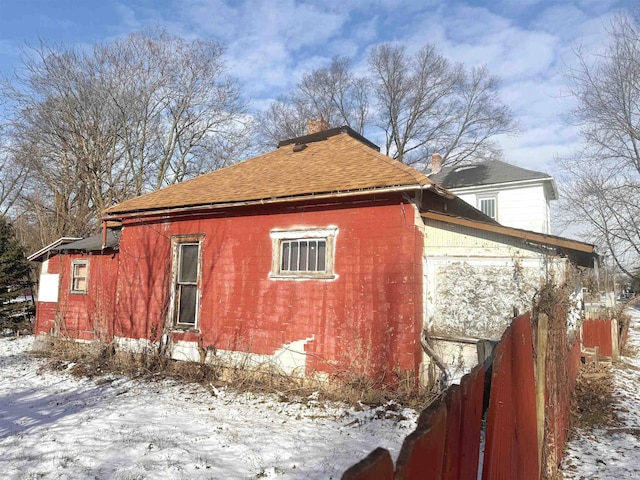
[
  {"x1": 269, "y1": 227, "x2": 338, "y2": 280},
  {"x1": 70, "y1": 260, "x2": 89, "y2": 294},
  {"x1": 170, "y1": 235, "x2": 204, "y2": 330},
  {"x1": 478, "y1": 196, "x2": 497, "y2": 220}
]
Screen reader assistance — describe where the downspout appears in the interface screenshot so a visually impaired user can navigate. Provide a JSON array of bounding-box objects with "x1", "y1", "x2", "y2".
[{"x1": 101, "y1": 221, "x2": 107, "y2": 250}]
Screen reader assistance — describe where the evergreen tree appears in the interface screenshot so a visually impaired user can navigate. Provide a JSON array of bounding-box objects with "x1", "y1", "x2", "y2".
[{"x1": 0, "y1": 216, "x2": 32, "y2": 328}]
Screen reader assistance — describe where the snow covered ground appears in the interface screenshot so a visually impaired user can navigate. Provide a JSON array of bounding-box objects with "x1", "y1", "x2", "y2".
[
  {"x1": 561, "y1": 302, "x2": 640, "y2": 478},
  {"x1": 0, "y1": 338, "x2": 417, "y2": 479}
]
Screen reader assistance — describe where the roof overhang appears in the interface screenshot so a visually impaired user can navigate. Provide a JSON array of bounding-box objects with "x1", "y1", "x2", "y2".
[
  {"x1": 447, "y1": 177, "x2": 559, "y2": 200},
  {"x1": 54, "y1": 230, "x2": 120, "y2": 254},
  {"x1": 28, "y1": 237, "x2": 82, "y2": 262},
  {"x1": 102, "y1": 183, "x2": 442, "y2": 221},
  {"x1": 421, "y1": 211, "x2": 597, "y2": 267}
]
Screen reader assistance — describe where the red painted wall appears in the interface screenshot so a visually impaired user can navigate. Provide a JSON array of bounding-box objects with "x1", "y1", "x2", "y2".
[
  {"x1": 35, "y1": 252, "x2": 119, "y2": 341},
  {"x1": 114, "y1": 196, "x2": 424, "y2": 379},
  {"x1": 56, "y1": 252, "x2": 119, "y2": 341}
]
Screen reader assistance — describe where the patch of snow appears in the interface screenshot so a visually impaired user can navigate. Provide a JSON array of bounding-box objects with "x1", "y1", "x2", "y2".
[
  {"x1": 0, "y1": 336, "x2": 417, "y2": 479},
  {"x1": 560, "y1": 302, "x2": 640, "y2": 478}
]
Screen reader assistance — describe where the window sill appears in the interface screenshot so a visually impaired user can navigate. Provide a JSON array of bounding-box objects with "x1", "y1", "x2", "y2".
[
  {"x1": 269, "y1": 273, "x2": 337, "y2": 281},
  {"x1": 172, "y1": 325, "x2": 200, "y2": 333}
]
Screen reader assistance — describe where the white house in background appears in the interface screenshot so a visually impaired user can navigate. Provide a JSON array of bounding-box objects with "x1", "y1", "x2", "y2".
[{"x1": 429, "y1": 155, "x2": 558, "y2": 234}]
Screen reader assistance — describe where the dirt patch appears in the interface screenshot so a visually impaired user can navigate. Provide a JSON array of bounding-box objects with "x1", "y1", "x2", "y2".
[{"x1": 569, "y1": 361, "x2": 620, "y2": 433}]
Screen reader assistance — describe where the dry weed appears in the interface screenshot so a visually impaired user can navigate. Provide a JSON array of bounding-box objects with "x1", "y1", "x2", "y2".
[
  {"x1": 569, "y1": 361, "x2": 619, "y2": 433},
  {"x1": 31, "y1": 337, "x2": 432, "y2": 408}
]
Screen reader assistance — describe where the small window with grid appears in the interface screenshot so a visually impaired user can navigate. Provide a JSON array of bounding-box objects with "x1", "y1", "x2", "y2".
[{"x1": 270, "y1": 228, "x2": 337, "y2": 279}]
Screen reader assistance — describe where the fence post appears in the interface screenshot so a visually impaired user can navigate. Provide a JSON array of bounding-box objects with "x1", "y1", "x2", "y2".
[
  {"x1": 535, "y1": 312, "x2": 548, "y2": 478},
  {"x1": 611, "y1": 318, "x2": 619, "y2": 361}
]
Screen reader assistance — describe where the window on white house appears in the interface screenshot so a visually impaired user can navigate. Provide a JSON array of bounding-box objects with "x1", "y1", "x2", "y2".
[
  {"x1": 270, "y1": 228, "x2": 337, "y2": 279},
  {"x1": 71, "y1": 260, "x2": 89, "y2": 293},
  {"x1": 172, "y1": 236, "x2": 203, "y2": 328},
  {"x1": 479, "y1": 197, "x2": 497, "y2": 220}
]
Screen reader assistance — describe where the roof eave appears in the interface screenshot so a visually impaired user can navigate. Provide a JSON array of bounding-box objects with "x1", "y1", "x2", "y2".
[
  {"x1": 446, "y1": 177, "x2": 556, "y2": 194},
  {"x1": 28, "y1": 237, "x2": 83, "y2": 262},
  {"x1": 102, "y1": 183, "x2": 436, "y2": 221}
]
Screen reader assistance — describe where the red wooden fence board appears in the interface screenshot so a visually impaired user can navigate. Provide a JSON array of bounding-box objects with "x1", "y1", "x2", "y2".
[
  {"x1": 442, "y1": 385, "x2": 462, "y2": 479},
  {"x1": 342, "y1": 447, "x2": 394, "y2": 480},
  {"x1": 568, "y1": 336, "x2": 581, "y2": 389},
  {"x1": 396, "y1": 402, "x2": 447, "y2": 480},
  {"x1": 582, "y1": 319, "x2": 613, "y2": 357},
  {"x1": 483, "y1": 314, "x2": 538, "y2": 480},
  {"x1": 459, "y1": 365, "x2": 485, "y2": 480}
]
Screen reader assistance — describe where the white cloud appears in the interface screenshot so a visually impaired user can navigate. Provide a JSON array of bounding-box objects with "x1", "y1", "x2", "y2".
[
  {"x1": 69, "y1": 0, "x2": 633, "y2": 175},
  {"x1": 171, "y1": 0, "x2": 352, "y2": 97}
]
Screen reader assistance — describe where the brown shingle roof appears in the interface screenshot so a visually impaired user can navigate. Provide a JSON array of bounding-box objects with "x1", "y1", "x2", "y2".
[{"x1": 104, "y1": 130, "x2": 433, "y2": 216}]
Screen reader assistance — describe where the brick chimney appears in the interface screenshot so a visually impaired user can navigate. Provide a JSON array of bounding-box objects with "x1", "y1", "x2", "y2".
[
  {"x1": 306, "y1": 118, "x2": 330, "y2": 135},
  {"x1": 431, "y1": 153, "x2": 443, "y2": 175}
]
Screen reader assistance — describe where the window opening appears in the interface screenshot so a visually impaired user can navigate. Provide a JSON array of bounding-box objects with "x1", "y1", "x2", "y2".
[
  {"x1": 270, "y1": 228, "x2": 337, "y2": 279},
  {"x1": 173, "y1": 240, "x2": 202, "y2": 327},
  {"x1": 71, "y1": 260, "x2": 89, "y2": 293},
  {"x1": 479, "y1": 197, "x2": 497, "y2": 220}
]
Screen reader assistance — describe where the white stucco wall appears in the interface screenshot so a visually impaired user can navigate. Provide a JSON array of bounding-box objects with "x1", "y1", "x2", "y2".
[
  {"x1": 420, "y1": 216, "x2": 570, "y2": 386},
  {"x1": 423, "y1": 218, "x2": 564, "y2": 338}
]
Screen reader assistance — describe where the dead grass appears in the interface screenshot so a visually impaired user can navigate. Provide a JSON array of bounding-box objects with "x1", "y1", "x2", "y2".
[
  {"x1": 31, "y1": 337, "x2": 435, "y2": 409},
  {"x1": 569, "y1": 361, "x2": 619, "y2": 433}
]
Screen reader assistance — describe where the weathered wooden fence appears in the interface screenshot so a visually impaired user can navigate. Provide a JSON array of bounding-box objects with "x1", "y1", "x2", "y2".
[
  {"x1": 483, "y1": 313, "x2": 539, "y2": 479},
  {"x1": 343, "y1": 363, "x2": 486, "y2": 480},
  {"x1": 582, "y1": 318, "x2": 619, "y2": 359},
  {"x1": 343, "y1": 309, "x2": 594, "y2": 480}
]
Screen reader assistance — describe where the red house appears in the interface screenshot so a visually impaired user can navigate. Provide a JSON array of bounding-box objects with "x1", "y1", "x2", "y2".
[{"x1": 29, "y1": 126, "x2": 596, "y2": 384}]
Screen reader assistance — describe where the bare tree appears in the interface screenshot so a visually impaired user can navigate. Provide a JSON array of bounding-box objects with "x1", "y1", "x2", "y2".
[
  {"x1": 253, "y1": 98, "x2": 313, "y2": 150},
  {"x1": 254, "y1": 56, "x2": 370, "y2": 148},
  {"x1": 296, "y1": 56, "x2": 369, "y2": 134},
  {"x1": 559, "y1": 14, "x2": 640, "y2": 278},
  {"x1": 254, "y1": 45, "x2": 513, "y2": 169},
  {"x1": 3, "y1": 28, "x2": 251, "y2": 240},
  {"x1": 369, "y1": 44, "x2": 514, "y2": 169},
  {"x1": 0, "y1": 125, "x2": 29, "y2": 217}
]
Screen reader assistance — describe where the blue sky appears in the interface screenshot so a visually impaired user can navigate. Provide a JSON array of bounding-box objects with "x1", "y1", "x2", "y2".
[{"x1": 0, "y1": 0, "x2": 634, "y2": 174}]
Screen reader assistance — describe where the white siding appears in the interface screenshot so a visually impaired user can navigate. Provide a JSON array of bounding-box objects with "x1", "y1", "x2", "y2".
[{"x1": 455, "y1": 184, "x2": 551, "y2": 233}]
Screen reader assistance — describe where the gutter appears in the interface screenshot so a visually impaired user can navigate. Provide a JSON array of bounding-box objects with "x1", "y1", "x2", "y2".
[{"x1": 101, "y1": 183, "x2": 441, "y2": 222}]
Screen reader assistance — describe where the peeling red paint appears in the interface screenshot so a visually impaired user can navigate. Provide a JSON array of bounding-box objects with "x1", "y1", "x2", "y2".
[{"x1": 37, "y1": 195, "x2": 425, "y2": 382}]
